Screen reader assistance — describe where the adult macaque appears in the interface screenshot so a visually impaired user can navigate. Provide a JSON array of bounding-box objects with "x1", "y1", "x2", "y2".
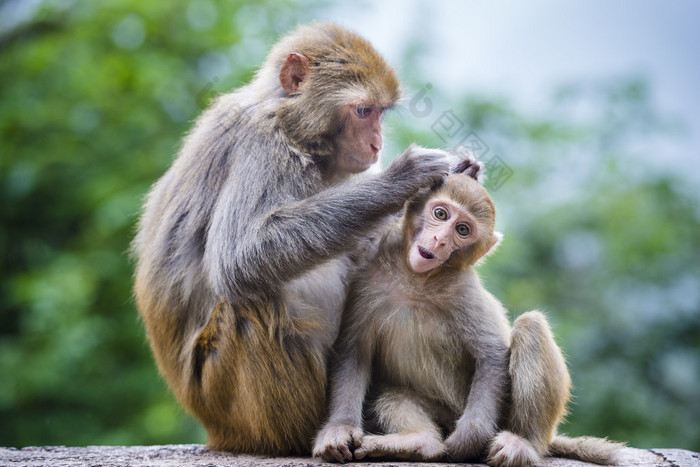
[
  {"x1": 313, "y1": 169, "x2": 624, "y2": 466},
  {"x1": 133, "y1": 23, "x2": 451, "y2": 454}
]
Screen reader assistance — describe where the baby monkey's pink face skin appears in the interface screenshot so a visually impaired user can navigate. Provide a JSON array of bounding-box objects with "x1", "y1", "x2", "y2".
[{"x1": 408, "y1": 198, "x2": 479, "y2": 274}]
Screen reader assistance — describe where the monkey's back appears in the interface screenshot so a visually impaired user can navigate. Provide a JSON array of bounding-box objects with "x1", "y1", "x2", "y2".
[{"x1": 133, "y1": 89, "x2": 329, "y2": 454}]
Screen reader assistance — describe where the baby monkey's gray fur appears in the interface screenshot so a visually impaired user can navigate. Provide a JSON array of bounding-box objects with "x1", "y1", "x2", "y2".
[{"x1": 314, "y1": 173, "x2": 624, "y2": 466}]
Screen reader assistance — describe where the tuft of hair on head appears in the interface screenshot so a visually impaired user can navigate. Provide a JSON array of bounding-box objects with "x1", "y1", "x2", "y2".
[{"x1": 447, "y1": 147, "x2": 485, "y2": 184}]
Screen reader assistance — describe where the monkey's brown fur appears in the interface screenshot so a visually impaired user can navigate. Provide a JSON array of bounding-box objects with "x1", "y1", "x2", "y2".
[
  {"x1": 133, "y1": 23, "x2": 449, "y2": 454},
  {"x1": 315, "y1": 175, "x2": 624, "y2": 466}
]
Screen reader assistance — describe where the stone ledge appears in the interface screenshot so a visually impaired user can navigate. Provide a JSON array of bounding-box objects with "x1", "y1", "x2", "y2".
[{"x1": 0, "y1": 444, "x2": 697, "y2": 467}]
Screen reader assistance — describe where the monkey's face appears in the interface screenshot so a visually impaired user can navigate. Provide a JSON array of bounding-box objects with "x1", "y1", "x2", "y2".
[
  {"x1": 408, "y1": 198, "x2": 478, "y2": 274},
  {"x1": 334, "y1": 103, "x2": 387, "y2": 173}
]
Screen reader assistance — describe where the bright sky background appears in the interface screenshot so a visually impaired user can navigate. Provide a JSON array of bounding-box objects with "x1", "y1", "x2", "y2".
[{"x1": 323, "y1": 0, "x2": 700, "y2": 177}]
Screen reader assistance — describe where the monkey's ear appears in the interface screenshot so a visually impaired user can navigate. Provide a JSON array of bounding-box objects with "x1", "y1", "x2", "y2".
[
  {"x1": 476, "y1": 231, "x2": 503, "y2": 262},
  {"x1": 279, "y1": 53, "x2": 310, "y2": 94}
]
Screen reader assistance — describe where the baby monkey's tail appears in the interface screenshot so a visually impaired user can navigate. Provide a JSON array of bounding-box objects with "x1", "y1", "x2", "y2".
[{"x1": 549, "y1": 434, "x2": 626, "y2": 465}]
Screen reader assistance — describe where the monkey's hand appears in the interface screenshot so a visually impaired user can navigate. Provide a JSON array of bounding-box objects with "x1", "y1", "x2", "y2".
[
  {"x1": 312, "y1": 423, "x2": 363, "y2": 463},
  {"x1": 383, "y1": 144, "x2": 449, "y2": 193},
  {"x1": 444, "y1": 419, "x2": 496, "y2": 462}
]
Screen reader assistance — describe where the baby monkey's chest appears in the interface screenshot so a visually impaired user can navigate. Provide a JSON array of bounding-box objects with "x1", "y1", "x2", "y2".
[{"x1": 374, "y1": 304, "x2": 472, "y2": 406}]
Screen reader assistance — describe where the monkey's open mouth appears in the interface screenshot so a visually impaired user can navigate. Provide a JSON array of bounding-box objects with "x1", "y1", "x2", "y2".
[{"x1": 418, "y1": 246, "x2": 435, "y2": 260}]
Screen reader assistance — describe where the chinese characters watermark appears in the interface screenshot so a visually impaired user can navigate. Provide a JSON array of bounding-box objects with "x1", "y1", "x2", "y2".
[{"x1": 409, "y1": 83, "x2": 513, "y2": 191}]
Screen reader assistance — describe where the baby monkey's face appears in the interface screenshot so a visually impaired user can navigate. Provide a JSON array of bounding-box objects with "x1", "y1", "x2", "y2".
[{"x1": 407, "y1": 197, "x2": 479, "y2": 274}]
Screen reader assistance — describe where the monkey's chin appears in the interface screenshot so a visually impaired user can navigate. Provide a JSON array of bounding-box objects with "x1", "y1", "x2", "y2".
[
  {"x1": 349, "y1": 160, "x2": 374, "y2": 173},
  {"x1": 338, "y1": 149, "x2": 378, "y2": 174},
  {"x1": 352, "y1": 158, "x2": 377, "y2": 173},
  {"x1": 408, "y1": 246, "x2": 441, "y2": 274}
]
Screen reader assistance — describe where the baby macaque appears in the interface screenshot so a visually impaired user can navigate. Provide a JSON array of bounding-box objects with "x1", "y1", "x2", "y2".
[{"x1": 313, "y1": 165, "x2": 623, "y2": 466}]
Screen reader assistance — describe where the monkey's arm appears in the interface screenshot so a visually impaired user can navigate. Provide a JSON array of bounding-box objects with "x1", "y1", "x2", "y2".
[
  {"x1": 445, "y1": 297, "x2": 510, "y2": 460},
  {"x1": 313, "y1": 326, "x2": 372, "y2": 462},
  {"x1": 327, "y1": 342, "x2": 371, "y2": 427},
  {"x1": 207, "y1": 146, "x2": 448, "y2": 301}
]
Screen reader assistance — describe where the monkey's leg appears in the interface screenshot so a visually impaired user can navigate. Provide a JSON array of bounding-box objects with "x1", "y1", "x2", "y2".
[
  {"x1": 354, "y1": 388, "x2": 446, "y2": 461},
  {"x1": 488, "y1": 310, "x2": 571, "y2": 467},
  {"x1": 185, "y1": 300, "x2": 327, "y2": 455}
]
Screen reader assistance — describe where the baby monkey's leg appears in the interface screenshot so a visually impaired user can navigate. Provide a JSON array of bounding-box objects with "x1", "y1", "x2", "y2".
[{"x1": 355, "y1": 388, "x2": 446, "y2": 461}]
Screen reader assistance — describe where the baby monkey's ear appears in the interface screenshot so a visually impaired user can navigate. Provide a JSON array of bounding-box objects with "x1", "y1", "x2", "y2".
[{"x1": 476, "y1": 231, "x2": 503, "y2": 263}]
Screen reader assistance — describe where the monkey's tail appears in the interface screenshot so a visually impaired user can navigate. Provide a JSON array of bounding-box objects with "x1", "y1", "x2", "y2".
[{"x1": 549, "y1": 435, "x2": 626, "y2": 465}]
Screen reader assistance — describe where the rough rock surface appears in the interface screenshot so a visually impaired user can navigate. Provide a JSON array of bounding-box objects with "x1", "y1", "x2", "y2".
[{"x1": 0, "y1": 445, "x2": 698, "y2": 467}]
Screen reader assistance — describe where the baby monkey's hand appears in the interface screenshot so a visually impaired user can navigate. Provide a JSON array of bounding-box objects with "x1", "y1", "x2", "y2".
[{"x1": 312, "y1": 424, "x2": 363, "y2": 463}]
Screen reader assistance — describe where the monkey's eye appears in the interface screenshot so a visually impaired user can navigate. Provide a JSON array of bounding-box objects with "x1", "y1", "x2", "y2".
[
  {"x1": 355, "y1": 105, "x2": 372, "y2": 119},
  {"x1": 433, "y1": 207, "x2": 448, "y2": 220},
  {"x1": 456, "y1": 224, "x2": 470, "y2": 237}
]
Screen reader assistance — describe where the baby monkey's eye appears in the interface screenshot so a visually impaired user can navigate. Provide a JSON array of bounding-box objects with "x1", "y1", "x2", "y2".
[
  {"x1": 433, "y1": 207, "x2": 448, "y2": 220},
  {"x1": 456, "y1": 224, "x2": 470, "y2": 237}
]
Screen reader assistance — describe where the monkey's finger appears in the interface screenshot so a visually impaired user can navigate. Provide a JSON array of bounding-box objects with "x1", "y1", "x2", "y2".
[
  {"x1": 359, "y1": 446, "x2": 387, "y2": 458},
  {"x1": 353, "y1": 447, "x2": 368, "y2": 460},
  {"x1": 337, "y1": 442, "x2": 353, "y2": 461},
  {"x1": 422, "y1": 152, "x2": 451, "y2": 168},
  {"x1": 325, "y1": 447, "x2": 346, "y2": 464},
  {"x1": 350, "y1": 428, "x2": 363, "y2": 447}
]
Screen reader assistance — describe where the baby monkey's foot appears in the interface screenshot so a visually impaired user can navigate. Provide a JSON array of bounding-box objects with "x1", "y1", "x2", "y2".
[{"x1": 354, "y1": 432, "x2": 445, "y2": 461}]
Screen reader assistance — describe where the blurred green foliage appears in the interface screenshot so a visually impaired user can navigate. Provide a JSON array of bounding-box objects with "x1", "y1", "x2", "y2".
[{"x1": 1, "y1": 0, "x2": 698, "y2": 452}]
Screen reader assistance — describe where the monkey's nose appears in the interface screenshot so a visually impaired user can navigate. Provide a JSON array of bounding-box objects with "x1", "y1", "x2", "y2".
[
  {"x1": 434, "y1": 235, "x2": 447, "y2": 247},
  {"x1": 371, "y1": 134, "x2": 383, "y2": 153}
]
